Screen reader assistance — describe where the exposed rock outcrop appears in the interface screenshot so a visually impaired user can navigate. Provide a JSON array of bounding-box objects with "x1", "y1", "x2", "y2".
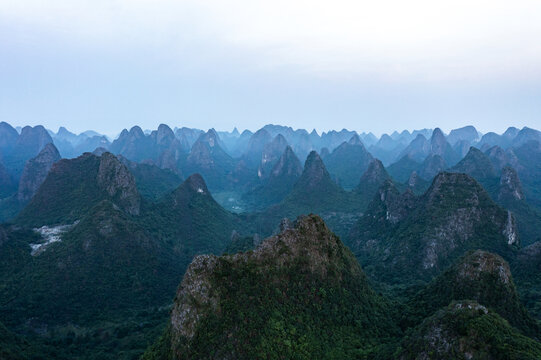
[
  {"x1": 348, "y1": 172, "x2": 519, "y2": 284},
  {"x1": 18, "y1": 143, "x2": 61, "y2": 202},
  {"x1": 498, "y1": 166, "x2": 524, "y2": 202},
  {"x1": 97, "y1": 152, "x2": 141, "y2": 215}
]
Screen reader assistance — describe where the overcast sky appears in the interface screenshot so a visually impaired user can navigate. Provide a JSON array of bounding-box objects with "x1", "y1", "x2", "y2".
[{"x1": 1, "y1": 0, "x2": 541, "y2": 136}]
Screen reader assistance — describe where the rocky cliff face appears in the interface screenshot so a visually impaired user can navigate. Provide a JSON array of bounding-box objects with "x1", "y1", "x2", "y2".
[
  {"x1": 186, "y1": 129, "x2": 231, "y2": 168},
  {"x1": 150, "y1": 215, "x2": 399, "y2": 359},
  {"x1": 257, "y1": 134, "x2": 289, "y2": 179},
  {"x1": 242, "y1": 129, "x2": 272, "y2": 169},
  {"x1": 243, "y1": 146, "x2": 303, "y2": 209},
  {"x1": 97, "y1": 152, "x2": 141, "y2": 215},
  {"x1": 184, "y1": 130, "x2": 240, "y2": 190},
  {"x1": 348, "y1": 172, "x2": 519, "y2": 285},
  {"x1": 270, "y1": 145, "x2": 303, "y2": 180},
  {"x1": 357, "y1": 158, "x2": 389, "y2": 187},
  {"x1": 17, "y1": 143, "x2": 61, "y2": 203},
  {"x1": 294, "y1": 150, "x2": 336, "y2": 192},
  {"x1": 16, "y1": 152, "x2": 142, "y2": 226},
  {"x1": 430, "y1": 128, "x2": 459, "y2": 165},
  {"x1": 498, "y1": 166, "x2": 524, "y2": 202}
]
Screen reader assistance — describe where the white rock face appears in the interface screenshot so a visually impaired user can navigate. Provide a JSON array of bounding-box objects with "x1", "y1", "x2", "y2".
[
  {"x1": 30, "y1": 221, "x2": 78, "y2": 256},
  {"x1": 503, "y1": 210, "x2": 518, "y2": 245}
]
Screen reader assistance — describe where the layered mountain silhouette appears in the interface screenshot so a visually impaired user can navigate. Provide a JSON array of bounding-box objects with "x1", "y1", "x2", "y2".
[
  {"x1": 17, "y1": 143, "x2": 61, "y2": 203},
  {"x1": 322, "y1": 134, "x2": 373, "y2": 189},
  {"x1": 243, "y1": 145, "x2": 302, "y2": 209},
  {"x1": 2, "y1": 121, "x2": 541, "y2": 359}
]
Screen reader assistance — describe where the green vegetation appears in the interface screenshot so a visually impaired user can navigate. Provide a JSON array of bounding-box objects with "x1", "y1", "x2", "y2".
[
  {"x1": 349, "y1": 172, "x2": 518, "y2": 289},
  {"x1": 399, "y1": 301, "x2": 541, "y2": 360},
  {"x1": 404, "y1": 250, "x2": 540, "y2": 337},
  {"x1": 15, "y1": 154, "x2": 104, "y2": 226},
  {"x1": 3, "y1": 145, "x2": 541, "y2": 360},
  {"x1": 128, "y1": 163, "x2": 183, "y2": 201},
  {"x1": 386, "y1": 155, "x2": 421, "y2": 183},
  {"x1": 323, "y1": 139, "x2": 373, "y2": 190},
  {"x1": 144, "y1": 215, "x2": 401, "y2": 359}
]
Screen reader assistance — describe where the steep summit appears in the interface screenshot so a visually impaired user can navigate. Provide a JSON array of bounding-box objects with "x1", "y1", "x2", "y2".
[
  {"x1": 97, "y1": 152, "x2": 141, "y2": 215},
  {"x1": 171, "y1": 173, "x2": 210, "y2": 204},
  {"x1": 17, "y1": 152, "x2": 141, "y2": 226},
  {"x1": 349, "y1": 172, "x2": 519, "y2": 285},
  {"x1": 295, "y1": 150, "x2": 336, "y2": 192},
  {"x1": 243, "y1": 146, "x2": 303, "y2": 208},
  {"x1": 0, "y1": 122, "x2": 19, "y2": 152},
  {"x1": 151, "y1": 173, "x2": 237, "y2": 254},
  {"x1": 185, "y1": 129, "x2": 237, "y2": 190},
  {"x1": 242, "y1": 128, "x2": 272, "y2": 168},
  {"x1": 430, "y1": 128, "x2": 459, "y2": 165},
  {"x1": 144, "y1": 215, "x2": 399, "y2": 359},
  {"x1": 4, "y1": 125, "x2": 53, "y2": 177},
  {"x1": 450, "y1": 146, "x2": 496, "y2": 180},
  {"x1": 400, "y1": 301, "x2": 541, "y2": 360},
  {"x1": 354, "y1": 158, "x2": 392, "y2": 207},
  {"x1": 408, "y1": 250, "x2": 539, "y2": 336},
  {"x1": 17, "y1": 143, "x2": 61, "y2": 203},
  {"x1": 270, "y1": 145, "x2": 303, "y2": 180},
  {"x1": 498, "y1": 166, "x2": 524, "y2": 202},
  {"x1": 357, "y1": 158, "x2": 389, "y2": 187},
  {"x1": 257, "y1": 133, "x2": 289, "y2": 179},
  {"x1": 323, "y1": 135, "x2": 373, "y2": 189}
]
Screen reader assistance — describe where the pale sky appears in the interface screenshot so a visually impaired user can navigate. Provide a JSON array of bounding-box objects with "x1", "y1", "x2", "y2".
[{"x1": 1, "y1": 0, "x2": 541, "y2": 136}]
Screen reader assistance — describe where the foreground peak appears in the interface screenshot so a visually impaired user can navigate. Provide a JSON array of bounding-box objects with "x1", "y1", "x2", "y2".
[{"x1": 183, "y1": 173, "x2": 209, "y2": 194}]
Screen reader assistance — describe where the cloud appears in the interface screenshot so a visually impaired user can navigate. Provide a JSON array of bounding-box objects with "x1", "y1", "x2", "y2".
[{"x1": 2, "y1": 0, "x2": 541, "y2": 82}]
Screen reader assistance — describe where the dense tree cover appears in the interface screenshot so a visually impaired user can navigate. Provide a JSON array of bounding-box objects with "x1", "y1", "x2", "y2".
[
  {"x1": 15, "y1": 154, "x2": 104, "y2": 227},
  {"x1": 2, "y1": 140, "x2": 541, "y2": 359},
  {"x1": 403, "y1": 250, "x2": 540, "y2": 337},
  {"x1": 399, "y1": 301, "x2": 541, "y2": 360},
  {"x1": 144, "y1": 215, "x2": 402, "y2": 359},
  {"x1": 348, "y1": 173, "x2": 519, "y2": 288},
  {"x1": 124, "y1": 161, "x2": 183, "y2": 201},
  {"x1": 0, "y1": 161, "x2": 247, "y2": 359}
]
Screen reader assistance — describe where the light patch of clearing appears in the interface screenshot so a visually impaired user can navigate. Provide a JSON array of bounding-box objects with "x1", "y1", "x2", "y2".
[{"x1": 30, "y1": 221, "x2": 79, "y2": 256}]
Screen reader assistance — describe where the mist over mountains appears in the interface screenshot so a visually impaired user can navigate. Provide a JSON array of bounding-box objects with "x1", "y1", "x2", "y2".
[{"x1": 1, "y1": 121, "x2": 541, "y2": 359}]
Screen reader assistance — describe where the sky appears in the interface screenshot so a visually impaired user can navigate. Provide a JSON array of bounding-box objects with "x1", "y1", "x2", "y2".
[{"x1": 1, "y1": 0, "x2": 541, "y2": 137}]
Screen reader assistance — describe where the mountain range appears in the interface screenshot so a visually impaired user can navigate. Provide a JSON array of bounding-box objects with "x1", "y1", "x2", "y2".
[{"x1": 1, "y1": 121, "x2": 541, "y2": 359}]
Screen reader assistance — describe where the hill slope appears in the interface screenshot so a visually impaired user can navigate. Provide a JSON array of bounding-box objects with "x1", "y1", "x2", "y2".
[{"x1": 143, "y1": 215, "x2": 400, "y2": 359}]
